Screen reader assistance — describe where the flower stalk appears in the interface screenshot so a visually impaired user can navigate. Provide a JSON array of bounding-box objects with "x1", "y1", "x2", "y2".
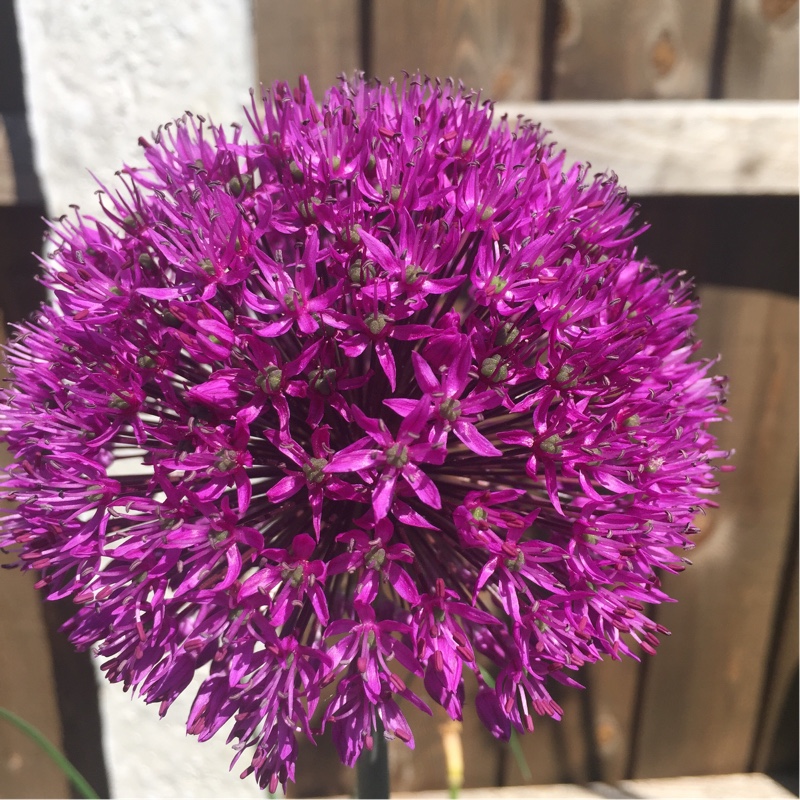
[{"x1": 356, "y1": 718, "x2": 390, "y2": 799}]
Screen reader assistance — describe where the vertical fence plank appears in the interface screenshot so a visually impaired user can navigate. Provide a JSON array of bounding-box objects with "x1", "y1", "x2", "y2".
[
  {"x1": 723, "y1": 0, "x2": 799, "y2": 98},
  {"x1": 751, "y1": 520, "x2": 798, "y2": 773},
  {"x1": 391, "y1": 670, "x2": 503, "y2": 791},
  {"x1": 631, "y1": 286, "x2": 799, "y2": 777},
  {"x1": 551, "y1": 0, "x2": 721, "y2": 99},
  {"x1": 254, "y1": 0, "x2": 361, "y2": 97},
  {"x1": 502, "y1": 684, "x2": 590, "y2": 786},
  {"x1": 289, "y1": 717, "x2": 355, "y2": 798},
  {"x1": 0, "y1": 566, "x2": 70, "y2": 799},
  {"x1": 584, "y1": 655, "x2": 642, "y2": 783},
  {"x1": 0, "y1": 118, "x2": 15, "y2": 205},
  {"x1": 42, "y1": 601, "x2": 110, "y2": 799},
  {"x1": 0, "y1": 318, "x2": 68, "y2": 799},
  {"x1": 372, "y1": 0, "x2": 545, "y2": 100}
]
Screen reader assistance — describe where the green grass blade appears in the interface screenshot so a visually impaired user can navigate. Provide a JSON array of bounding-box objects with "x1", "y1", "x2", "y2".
[{"x1": 0, "y1": 706, "x2": 99, "y2": 799}]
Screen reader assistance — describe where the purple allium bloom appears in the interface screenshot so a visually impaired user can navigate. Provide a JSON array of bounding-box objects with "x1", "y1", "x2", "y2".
[{"x1": 0, "y1": 75, "x2": 729, "y2": 791}]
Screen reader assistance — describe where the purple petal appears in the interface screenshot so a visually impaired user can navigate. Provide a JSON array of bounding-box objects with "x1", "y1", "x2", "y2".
[
  {"x1": 351, "y1": 407, "x2": 391, "y2": 445},
  {"x1": 398, "y1": 396, "x2": 432, "y2": 439},
  {"x1": 402, "y1": 464, "x2": 441, "y2": 509},
  {"x1": 411, "y1": 351, "x2": 438, "y2": 393},
  {"x1": 383, "y1": 398, "x2": 417, "y2": 417},
  {"x1": 235, "y1": 472, "x2": 252, "y2": 513},
  {"x1": 454, "y1": 420, "x2": 502, "y2": 457},
  {"x1": 217, "y1": 546, "x2": 242, "y2": 591},
  {"x1": 424, "y1": 661, "x2": 464, "y2": 720},
  {"x1": 386, "y1": 563, "x2": 420, "y2": 603},
  {"x1": 357, "y1": 228, "x2": 397, "y2": 267},
  {"x1": 380, "y1": 698, "x2": 416, "y2": 748},
  {"x1": 309, "y1": 584, "x2": 329, "y2": 625},
  {"x1": 544, "y1": 461, "x2": 564, "y2": 516},
  {"x1": 442, "y1": 341, "x2": 472, "y2": 394},
  {"x1": 394, "y1": 501, "x2": 440, "y2": 530},
  {"x1": 326, "y1": 448, "x2": 378, "y2": 473},
  {"x1": 374, "y1": 340, "x2": 397, "y2": 391},
  {"x1": 292, "y1": 533, "x2": 316, "y2": 559},
  {"x1": 254, "y1": 319, "x2": 293, "y2": 337},
  {"x1": 475, "y1": 556, "x2": 499, "y2": 594},
  {"x1": 340, "y1": 334, "x2": 369, "y2": 357},
  {"x1": 498, "y1": 427, "x2": 536, "y2": 446},
  {"x1": 461, "y1": 390, "x2": 502, "y2": 414},
  {"x1": 267, "y1": 474, "x2": 304, "y2": 503},
  {"x1": 476, "y1": 688, "x2": 511, "y2": 741},
  {"x1": 372, "y1": 472, "x2": 398, "y2": 520},
  {"x1": 136, "y1": 286, "x2": 189, "y2": 299},
  {"x1": 297, "y1": 311, "x2": 319, "y2": 335},
  {"x1": 392, "y1": 323, "x2": 437, "y2": 340}
]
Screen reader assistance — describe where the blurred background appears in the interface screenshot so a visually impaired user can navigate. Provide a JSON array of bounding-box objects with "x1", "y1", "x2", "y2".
[{"x1": 0, "y1": 1, "x2": 797, "y2": 797}]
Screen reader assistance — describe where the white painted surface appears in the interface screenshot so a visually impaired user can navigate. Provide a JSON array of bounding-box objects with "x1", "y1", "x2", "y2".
[
  {"x1": 15, "y1": 2, "x2": 263, "y2": 797},
  {"x1": 100, "y1": 669, "x2": 265, "y2": 799},
  {"x1": 15, "y1": 0, "x2": 256, "y2": 217}
]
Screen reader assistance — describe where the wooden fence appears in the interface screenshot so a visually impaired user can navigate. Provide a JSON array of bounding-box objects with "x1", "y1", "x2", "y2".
[
  {"x1": 253, "y1": 1, "x2": 799, "y2": 796},
  {"x1": 0, "y1": 1, "x2": 797, "y2": 797},
  {"x1": 255, "y1": 0, "x2": 798, "y2": 102}
]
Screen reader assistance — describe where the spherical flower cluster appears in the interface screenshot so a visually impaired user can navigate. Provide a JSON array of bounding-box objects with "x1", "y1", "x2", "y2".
[{"x1": 0, "y1": 75, "x2": 728, "y2": 791}]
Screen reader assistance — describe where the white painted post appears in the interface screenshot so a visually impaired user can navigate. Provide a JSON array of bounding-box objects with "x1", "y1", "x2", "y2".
[{"x1": 14, "y1": 3, "x2": 265, "y2": 796}]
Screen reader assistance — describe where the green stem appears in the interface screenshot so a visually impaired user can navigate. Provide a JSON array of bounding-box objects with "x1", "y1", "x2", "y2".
[
  {"x1": 356, "y1": 717, "x2": 390, "y2": 798},
  {"x1": 0, "y1": 706, "x2": 99, "y2": 799}
]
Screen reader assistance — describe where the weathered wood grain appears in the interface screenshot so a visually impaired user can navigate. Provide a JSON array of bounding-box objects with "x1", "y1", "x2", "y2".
[
  {"x1": 390, "y1": 691, "x2": 488, "y2": 794},
  {"x1": 254, "y1": 0, "x2": 361, "y2": 98},
  {"x1": 494, "y1": 101, "x2": 798, "y2": 195},
  {"x1": 551, "y1": 0, "x2": 721, "y2": 99},
  {"x1": 372, "y1": 0, "x2": 545, "y2": 100},
  {"x1": 583, "y1": 653, "x2": 641, "y2": 783},
  {"x1": 631, "y1": 286, "x2": 799, "y2": 777},
  {"x1": 751, "y1": 525, "x2": 798, "y2": 773},
  {"x1": 0, "y1": 116, "x2": 16, "y2": 205},
  {"x1": 0, "y1": 564, "x2": 69, "y2": 799},
  {"x1": 724, "y1": 0, "x2": 799, "y2": 99}
]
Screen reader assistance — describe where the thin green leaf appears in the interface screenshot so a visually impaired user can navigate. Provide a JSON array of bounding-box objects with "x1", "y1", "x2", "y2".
[
  {"x1": 0, "y1": 706, "x2": 99, "y2": 799},
  {"x1": 508, "y1": 728, "x2": 533, "y2": 783},
  {"x1": 478, "y1": 666, "x2": 532, "y2": 783},
  {"x1": 478, "y1": 665, "x2": 496, "y2": 689}
]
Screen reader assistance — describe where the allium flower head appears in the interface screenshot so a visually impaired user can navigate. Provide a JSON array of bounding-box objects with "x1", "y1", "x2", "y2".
[{"x1": 0, "y1": 75, "x2": 728, "y2": 791}]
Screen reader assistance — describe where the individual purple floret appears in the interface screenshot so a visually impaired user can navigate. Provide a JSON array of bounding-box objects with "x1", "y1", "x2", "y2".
[{"x1": 0, "y1": 74, "x2": 729, "y2": 791}]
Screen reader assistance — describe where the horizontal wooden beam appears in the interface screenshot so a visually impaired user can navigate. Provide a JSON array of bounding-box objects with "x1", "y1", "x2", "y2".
[
  {"x1": 391, "y1": 772, "x2": 795, "y2": 797},
  {"x1": 2, "y1": 104, "x2": 795, "y2": 207},
  {"x1": 495, "y1": 100, "x2": 798, "y2": 196}
]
